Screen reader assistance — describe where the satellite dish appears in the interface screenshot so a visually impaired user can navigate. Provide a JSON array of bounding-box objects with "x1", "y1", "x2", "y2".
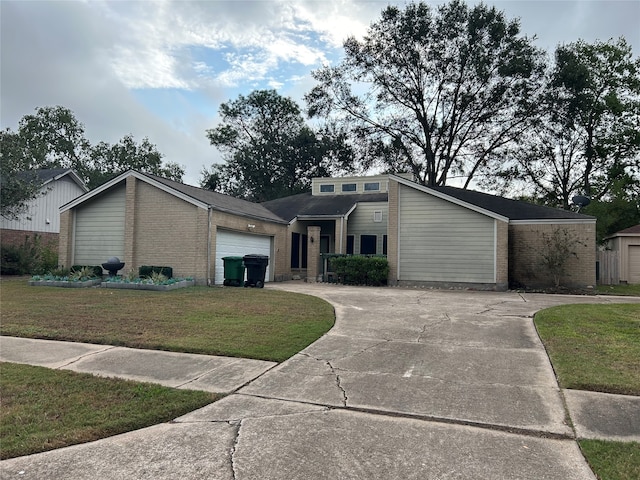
[{"x1": 572, "y1": 195, "x2": 591, "y2": 212}]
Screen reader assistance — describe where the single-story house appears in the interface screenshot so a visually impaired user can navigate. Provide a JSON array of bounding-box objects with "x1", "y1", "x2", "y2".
[
  {"x1": 59, "y1": 170, "x2": 596, "y2": 289},
  {"x1": 59, "y1": 170, "x2": 289, "y2": 284},
  {"x1": 604, "y1": 224, "x2": 640, "y2": 284},
  {"x1": 1, "y1": 168, "x2": 88, "y2": 248},
  {"x1": 263, "y1": 174, "x2": 596, "y2": 290}
]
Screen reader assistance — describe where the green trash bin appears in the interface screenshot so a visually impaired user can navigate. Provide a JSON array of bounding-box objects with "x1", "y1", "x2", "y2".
[{"x1": 222, "y1": 256, "x2": 245, "y2": 286}]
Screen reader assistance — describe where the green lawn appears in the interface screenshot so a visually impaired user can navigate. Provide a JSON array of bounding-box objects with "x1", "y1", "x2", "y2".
[
  {"x1": 534, "y1": 302, "x2": 640, "y2": 480},
  {"x1": 0, "y1": 278, "x2": 335, "y2": 362},
  {"x1": 534, "y1": 303, "x2": 640, "y2": 395},
  {"x1": 597, "y1": 284, "x2": 640, "y2": 296},
  {"x1": 0, "y1": 363, "x2": 217, "y2": 459},
  {"x1": 0, "y1": 277, "x2": 335, "y2": 459}
]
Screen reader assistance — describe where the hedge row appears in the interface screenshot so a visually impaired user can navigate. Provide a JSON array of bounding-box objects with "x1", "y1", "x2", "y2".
[{"x1": 329, "y1": 255, "x2": 389, "y2": 286}]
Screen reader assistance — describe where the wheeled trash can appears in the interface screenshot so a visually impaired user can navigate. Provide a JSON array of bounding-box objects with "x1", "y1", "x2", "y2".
[
  {"x1": 222, "y1": 256, "x2": 245, "y2": 286},
  {"x1": 243, "y1": 254, "x2": 269, "y2": 288}
]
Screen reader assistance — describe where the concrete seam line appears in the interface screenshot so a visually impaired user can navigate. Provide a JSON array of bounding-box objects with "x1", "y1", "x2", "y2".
[{"x1": 56, "y1": 345, "x2": 118, "y2": 370}]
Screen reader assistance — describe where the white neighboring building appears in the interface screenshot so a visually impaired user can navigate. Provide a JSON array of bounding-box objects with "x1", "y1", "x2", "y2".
[{"x1": 1, "y1": 169, "x2": 88, "y2": 246}]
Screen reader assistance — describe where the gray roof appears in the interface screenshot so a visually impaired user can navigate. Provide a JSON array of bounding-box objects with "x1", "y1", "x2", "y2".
[
  {"x1": 428, "y1": 185, "x2": 595, "y2": 221},
  {"x1": 18, "y1": 168, "x2": 82, "y2": 185},
  {"x1": 262, "y1": 192, "x2": 389, "y2": 222},
  {"x1": 262, "y1": 178, "x2": 593, "y2": 222},
  {"x1": 141, "y1": 172, "x2": 288, "y2": 224}
]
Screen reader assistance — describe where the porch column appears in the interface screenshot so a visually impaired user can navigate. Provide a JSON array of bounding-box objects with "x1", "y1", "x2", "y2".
[
  {"x1": 306, "y1": 226, "x2": 321, "y2": 283},
  {"x1": 124, "y1": 175, "x2": 137, "y2": 272}
]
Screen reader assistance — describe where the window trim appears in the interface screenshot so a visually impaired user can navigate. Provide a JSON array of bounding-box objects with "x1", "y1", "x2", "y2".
[{"x1": 364, "y1": 182, "x2": 380, "y2": 191}]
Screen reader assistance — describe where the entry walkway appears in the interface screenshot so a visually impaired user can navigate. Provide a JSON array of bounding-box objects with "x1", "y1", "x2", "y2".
[{"x1": 1, "y1": 285, "x2": 639, "y2": 479}]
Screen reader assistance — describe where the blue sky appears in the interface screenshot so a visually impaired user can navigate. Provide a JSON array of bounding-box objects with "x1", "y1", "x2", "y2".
[{"x1": 2, "y1": 0, "x2": 639, "y2": 186}]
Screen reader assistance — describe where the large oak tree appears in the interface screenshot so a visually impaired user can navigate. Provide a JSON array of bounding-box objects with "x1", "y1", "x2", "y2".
[{"x1": 305, "y1": 0, "x2": 545, "y2": 187}]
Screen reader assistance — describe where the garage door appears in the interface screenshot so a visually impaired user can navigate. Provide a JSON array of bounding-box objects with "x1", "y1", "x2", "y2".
[
  {"x1": 629, "y1": 245, "x2": 640, "y2": 284},
  {"x1": 215, "y1": 230, "x2": 272, "y2": 285}
]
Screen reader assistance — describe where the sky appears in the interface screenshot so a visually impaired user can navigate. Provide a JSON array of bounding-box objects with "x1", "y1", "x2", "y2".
[{"x1": 2, "y1": 0, "x2": 639, "y2": 187}]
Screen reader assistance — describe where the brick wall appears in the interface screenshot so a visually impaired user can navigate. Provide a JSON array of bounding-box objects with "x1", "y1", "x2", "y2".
[
  {"x1": 509, "y1": 222, "x2": 596, "y2": 288},
  {"x1": 1, "y1": 229, "x2": 58, "y2": 250},
  {"x1": 496, "y1": 220, "x2": 509, "y2": 289}
]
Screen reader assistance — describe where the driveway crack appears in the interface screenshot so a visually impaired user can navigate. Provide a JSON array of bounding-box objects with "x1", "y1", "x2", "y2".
[
  {"x1": 229, "y1": 420, "x2": 241, "y2": 480},
  {"x1": 326, "y1": 360, "x2": 347, "y2": 407}
]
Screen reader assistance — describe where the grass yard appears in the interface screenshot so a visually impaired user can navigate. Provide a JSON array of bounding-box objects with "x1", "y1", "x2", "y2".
[
  {"x1": 0, "y1": 278, "x2": 335, "y2": 362},
  {"x1": 534, "y1": 302, "x2": 640, "y2": 480},
  {"x1": 597, "y1": 284, "x2": 640, "y2": 296},
  {"x1": 0, "y1": 277, "x2": 334, "y2": 459},
  {"x1": 579, "y1": 440, "x2": 640, "y2": 480},
  {"x1": 534, "y1": 303, "x2": 640, "y2": 395},
  {"x1": 0, "y1": 363, "x2": 217, "y2": 459}
]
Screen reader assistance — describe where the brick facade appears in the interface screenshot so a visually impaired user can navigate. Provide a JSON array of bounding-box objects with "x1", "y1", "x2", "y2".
[
  {"x1": 59, "y1": 174, "x2": 289, "y2": 285},
  {"x1": 1, "y1": 229, "x2": 58, "y2": 250},
  {"x1": 508, "y1": 222, "x2": 596, "y2": 288}
]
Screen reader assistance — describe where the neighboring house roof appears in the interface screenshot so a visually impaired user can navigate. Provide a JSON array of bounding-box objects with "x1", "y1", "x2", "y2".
[
  {"x1": 19, "y1": 168, "x2": 88, "y2": 192},
  {"x1": 61, "y1": 170, "x2": 287, "y2": 224},
  {"x1": 390, "y1": 175, "x2": 595, "y2": 223},
  {"x1": 262, "y1": 192, "x2": 389, "y2": 222},
  {"x1": 606, "y1": 224, "x2": 640, "y2": 238}
]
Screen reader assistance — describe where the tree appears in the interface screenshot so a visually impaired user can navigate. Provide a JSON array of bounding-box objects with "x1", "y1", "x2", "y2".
[
  {"x1": 203, "y1": 90, "x2": 354, "y2": 202},
  {"x1": 305, "y1": 0, "x2": 545, "y2": 187},
  {"x1": 87, "y1": 134, "x2": 184, "y2": 189},
  {"x1": 489, "y1": 38, "x2": 640, "y2": 209},
  {"x1": 538, "y1": 228, "x2": 586, "y2": 288},
  {"x1": 1, "y1": 106, "x2": 184, "y2": 194},
  {"x1": 0, "y1": 129, "x2": 42, "y2": 220}
]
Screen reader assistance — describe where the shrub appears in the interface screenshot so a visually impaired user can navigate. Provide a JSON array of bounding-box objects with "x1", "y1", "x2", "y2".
[
  {"x1": 0, "y1": 235, "x2": 58, "y2": 275},
  {"x1": 139, "y1": 266, "x2": 173, "y2": 279},
  {"x1": 70, "y1": 266, "x2": 100, "y2": 281},
  {"x1": 71, "y1": 265, "x2": 103, "y2": 277},
  {"x1": 331, "y1": 255, "x2": 389, "y2": 286}
]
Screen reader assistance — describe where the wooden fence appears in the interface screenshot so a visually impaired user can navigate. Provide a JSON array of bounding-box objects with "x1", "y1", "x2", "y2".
[{"x1": 596, "y1": 250, "x2": 619, "y2": 285}]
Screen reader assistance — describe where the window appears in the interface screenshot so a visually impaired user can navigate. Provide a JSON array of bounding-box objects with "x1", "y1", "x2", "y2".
[
  {"x1": 383, "y1": 235, "x2": 388, "y2": 255},
  {"x1": 373, "y1": 210, "x2": 383, "y2": 222},
  {"x1": 342, "y1": 183, "x2": 357, "y2": 192},
  {"x1": 291, "y1": 233, "x2": 300, "y2": 268},
  {"x1": 346, "y1": 235, "x2": 355, "y2": 255},
  {"x1": 364, "y1": 182, "x2": 380, "y2": 191},
  {"x1": 291, "y1": 232, "x2": 308, "y2": 268},
  {"x1": 320, "y1": 184, "x2": 335, "y2": 193},
  {"x1": 360, "y1": 235, "x2": 377, "y2": 255}
]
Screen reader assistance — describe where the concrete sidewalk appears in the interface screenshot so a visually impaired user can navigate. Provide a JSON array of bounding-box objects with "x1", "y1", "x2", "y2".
[
  {"x1": 0, "y1": 336, "x2": 277, "y2": 392},
  {"x1": 1, "y1": 284, "x2": 638, "y2": 479}
]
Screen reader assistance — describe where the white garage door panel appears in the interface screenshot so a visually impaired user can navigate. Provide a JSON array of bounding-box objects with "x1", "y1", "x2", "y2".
[
  {"x1": 215, "y1": 230, "x2": 272, "y2": 285},
  {"x1": 629, "y1": 245, "x2": 640, "y2": 284}
]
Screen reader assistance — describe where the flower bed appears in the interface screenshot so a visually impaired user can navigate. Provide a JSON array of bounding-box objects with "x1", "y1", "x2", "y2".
[
  {"x1": 28, "y1": 278, "x2": 103, "y2": 288},
  {"x1": 100, "y1": 277, "x2": 194, "y2": 291}
]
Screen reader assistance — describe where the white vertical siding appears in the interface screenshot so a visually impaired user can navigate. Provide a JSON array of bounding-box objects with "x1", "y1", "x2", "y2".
[
  {"x1": 398, "y1": 185, "x2": 495, "y2": 283},
  {"x1": 347, "y1": 202, "x2": 388, "y2": 254},
  {"x1": 73, "y1": 185, "x2": 125, "y2": 266},
  {"x1": 0, "y1": 176, "x2": 86, "y2": 233}
]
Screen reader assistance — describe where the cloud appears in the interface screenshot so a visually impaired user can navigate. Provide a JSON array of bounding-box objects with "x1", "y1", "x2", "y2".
[{"x1": 2, "y1": 0, "x2": 638, "y2": 189}]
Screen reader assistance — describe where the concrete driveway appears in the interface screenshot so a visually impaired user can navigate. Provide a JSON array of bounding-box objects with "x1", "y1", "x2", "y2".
[{"x1": 2, "y1": 284, "x2": 638, "y2": 479}]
